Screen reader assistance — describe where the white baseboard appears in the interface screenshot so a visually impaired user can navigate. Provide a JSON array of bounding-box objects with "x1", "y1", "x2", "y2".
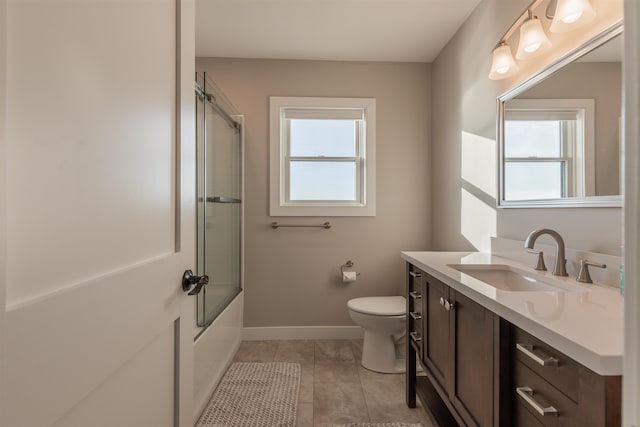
[{"x1": 242, "y1": 326, "x2": 364, "y2": 341}]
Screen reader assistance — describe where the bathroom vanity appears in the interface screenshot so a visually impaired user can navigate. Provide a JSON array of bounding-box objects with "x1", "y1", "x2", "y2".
[{"x1": 403, "y1": 251, "x2": 622, "y2": 427}]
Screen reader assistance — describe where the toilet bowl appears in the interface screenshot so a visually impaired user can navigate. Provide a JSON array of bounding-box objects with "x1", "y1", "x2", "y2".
[{"x1": 347, "y1": 296, "x2": 406, "y2": 374}]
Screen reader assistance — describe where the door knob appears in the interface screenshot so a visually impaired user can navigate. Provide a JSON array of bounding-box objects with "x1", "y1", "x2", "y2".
[{"x1": 182, "y1": 270, "x2": 209, "y2": 295}]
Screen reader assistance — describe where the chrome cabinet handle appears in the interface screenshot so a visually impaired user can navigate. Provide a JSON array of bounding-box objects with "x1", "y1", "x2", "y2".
[
  {"x1": 410, "y1": 332, "x2": 422, "y2": 343},
  {"x1": 439, "y1": 297, "x2": 445, "y2": 306},
  {"x1": 516, "y1": 387, "x2": 559, "y2": 416},
  {"x1": 409, "y1": 311, "x2": 422, "y2": 320},
  {"x1": 516, "y1": 343, "x2": 559, "y2": 367},
  {"x1": 409, "y1": 271, "x2": 422, "y2": 278},
  {"x1": 409, "y1": 291, "x2": 422, "y2": 299}
]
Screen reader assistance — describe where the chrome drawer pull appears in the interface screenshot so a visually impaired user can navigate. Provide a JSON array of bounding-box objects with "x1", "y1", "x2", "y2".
[
  {"x1": 409, "y1": 311, "x2": 422, "y2": 320},
  {"x1": 409, "y1": 291, "x2": 422, "y2": 299},
  {"x1": 516, "y1": 387, "x2": 559, "y2": 416},
  {"x1": 409, "y1": 271, "x2": 422, "y2": 278},
  {"x1": 410, "y1": 332, "x2": 422, "y2": 342},
  {"x1": 516, "y1": 343, "x2": 559, "y2": 367}
]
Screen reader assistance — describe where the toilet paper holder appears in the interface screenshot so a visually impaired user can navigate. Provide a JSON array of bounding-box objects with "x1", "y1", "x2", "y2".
[{"x1": 341, "y1": 260, "x2": 361, "y2": 276}]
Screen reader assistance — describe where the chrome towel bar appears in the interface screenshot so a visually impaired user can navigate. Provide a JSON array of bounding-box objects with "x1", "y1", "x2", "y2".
[{"x1": 271, "y1": 222, "x2": 331, "y2": 229}]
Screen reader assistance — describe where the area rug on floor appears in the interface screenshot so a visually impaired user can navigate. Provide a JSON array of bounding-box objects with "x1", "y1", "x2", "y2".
[
  {"x1": 326, "y1": 424, "x2": 424, "y2": 427},
  {"x1": 196, "y1": 362, "x2": 301, "y2": 427}
]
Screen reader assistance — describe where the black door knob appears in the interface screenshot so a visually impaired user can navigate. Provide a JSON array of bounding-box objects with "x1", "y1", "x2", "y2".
[{"x1": 182, "y1": 270, "x2": 209, "y2": 295}]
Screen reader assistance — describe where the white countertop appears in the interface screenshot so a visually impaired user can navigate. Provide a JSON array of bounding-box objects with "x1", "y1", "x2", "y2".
[{"x1": 401, "y1": 251, "x2": 624, "y2": 376}]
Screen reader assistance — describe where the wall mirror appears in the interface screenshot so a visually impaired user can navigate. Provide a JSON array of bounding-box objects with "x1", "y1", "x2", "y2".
[{"x1": 497, "y1": 22, "x2": 623, "y2": 208}]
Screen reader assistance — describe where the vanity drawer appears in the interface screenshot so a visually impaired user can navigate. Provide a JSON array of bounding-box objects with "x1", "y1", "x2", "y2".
[
  {"x1": 513, "y1": 327, "x2": 579, "y2": 402},
  {"x1": 514, "y1": 361, "x2": 578, "y2": 426},
  {"x1": 514, "y1": 401, "x2": 545, "y2": 427}
]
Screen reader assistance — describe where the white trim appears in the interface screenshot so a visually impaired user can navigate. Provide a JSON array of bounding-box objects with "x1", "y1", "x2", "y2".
[
  {"x1": 242, "y1": 326, "x2": 364, "y2": 341},
  {"x1": 269, "y1": 96, "x2": 376, "y2": 217}
]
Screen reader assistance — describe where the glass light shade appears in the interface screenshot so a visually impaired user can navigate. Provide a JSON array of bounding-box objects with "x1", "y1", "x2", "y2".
[
  {"x1": 550, "y1": 0, "x2": 596, "y2": 33},
  {"x1": 516, "y1": 17, "x2": 552, "y2": 60},
  {"x1": 489, "y1": 44, "x2": 519, "y2": 80}
]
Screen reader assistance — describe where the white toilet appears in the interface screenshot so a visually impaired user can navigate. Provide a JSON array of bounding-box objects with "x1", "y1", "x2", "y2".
[{"x1": 347, "y1": 296, "x2": 406, "y2": 373}]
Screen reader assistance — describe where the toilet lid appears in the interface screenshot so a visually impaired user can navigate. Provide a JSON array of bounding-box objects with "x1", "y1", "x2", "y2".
[{"x1": 347, "y1": 296, "x2": 406, "y2": 316}]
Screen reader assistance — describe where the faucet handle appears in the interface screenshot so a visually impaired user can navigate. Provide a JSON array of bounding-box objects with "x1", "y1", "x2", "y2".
[
  {"x1": 576, "y1": 259, "x2": 607, "y2": 284},
  {"x1": 527, "y1": 249, "x2": 547, "y2": 271}
]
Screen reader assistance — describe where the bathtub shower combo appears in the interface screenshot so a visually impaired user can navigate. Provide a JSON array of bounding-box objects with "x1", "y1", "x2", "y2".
[{"x1": 194, "y1": 72, "x2": 243, "y2": 333}]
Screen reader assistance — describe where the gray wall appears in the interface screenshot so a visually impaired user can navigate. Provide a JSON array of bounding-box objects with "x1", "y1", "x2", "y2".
[
  {"x1": 431, "y1": 0, "x2": 623, "y2": 255},
  {"x1": 196, "y1": 58, "x2": 431, "y2": 327}
]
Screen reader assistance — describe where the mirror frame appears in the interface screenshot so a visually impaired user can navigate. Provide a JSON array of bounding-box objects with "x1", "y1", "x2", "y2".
[{"x1": 497, "y1": 20, "x2": 624, "y2": 209}]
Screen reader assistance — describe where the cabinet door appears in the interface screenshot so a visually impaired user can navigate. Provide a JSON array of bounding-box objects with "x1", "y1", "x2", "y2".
[
  {"x1": 423, "y1": 274, "x2": 450, "y2": 391},
  {"x1": 449, "y1": 290, "x2": 495, "y2": 427}
]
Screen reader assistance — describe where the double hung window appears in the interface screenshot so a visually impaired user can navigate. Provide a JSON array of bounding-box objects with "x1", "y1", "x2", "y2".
[
  {"x1": 503, "y1": 99, "x2": 594, "y2": 201},
  {"x1": 269, "y1": 97, "x2": 376, "y2": 216}
]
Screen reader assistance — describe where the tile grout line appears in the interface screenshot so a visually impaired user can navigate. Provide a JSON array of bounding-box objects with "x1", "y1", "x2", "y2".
[{"x1": 351, "y1": 340, "x2": 373, "y2": 423}]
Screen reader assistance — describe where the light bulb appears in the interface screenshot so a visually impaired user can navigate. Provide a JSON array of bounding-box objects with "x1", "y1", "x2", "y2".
[
  {"x1": 489, "y1": 44, "x2": 519, "y2": 80},
  {"x1": 516, "y1": 16, "x2": 552, "y2": 60},
  {"x1": 525, "y1": 42, "x2": 542, "y2": 53},
  {"x1": 550, "y1": 0, "x2": 595, "y2": 33},
  {"x1": 562, "y1": 11, "x2": 583, "y2": 23}
]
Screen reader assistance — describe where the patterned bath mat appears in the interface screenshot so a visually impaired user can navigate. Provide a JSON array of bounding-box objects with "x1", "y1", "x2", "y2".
[
  {"x1": 325, "y1": 424, "x2": 423, "y2": 427},
  {"x1": 196, "y1": 362, "x2": 301, "y2": 427}
]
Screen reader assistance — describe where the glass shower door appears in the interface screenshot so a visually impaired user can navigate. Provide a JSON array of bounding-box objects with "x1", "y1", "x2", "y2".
[{"x1": 195, "y1": 73, "x2": 242, "y2": 329}]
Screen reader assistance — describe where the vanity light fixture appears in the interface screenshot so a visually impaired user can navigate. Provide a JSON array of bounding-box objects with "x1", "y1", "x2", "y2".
[
  {"x1": 489, "y1": 0, "x2": 597, "y2": 80},
  {"x1": 549, "y1": 0, "x2": 596, "y2": 33},
  {"x1": 489, "y1": 42, "x2": 519, "y2": 80},
  {"x1": 516, "y1": 11, "x2": 552, "y2": 60}
]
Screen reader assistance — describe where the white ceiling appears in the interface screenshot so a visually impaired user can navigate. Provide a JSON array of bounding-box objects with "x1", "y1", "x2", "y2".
[{"x1": 195, "y1": 0, "x2": 483, "y2": 63}]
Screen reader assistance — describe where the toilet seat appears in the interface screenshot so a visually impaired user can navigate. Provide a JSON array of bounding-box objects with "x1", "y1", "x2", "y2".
[{"x1": 347, "y1": 296, "x2": 405, "y2": 316}]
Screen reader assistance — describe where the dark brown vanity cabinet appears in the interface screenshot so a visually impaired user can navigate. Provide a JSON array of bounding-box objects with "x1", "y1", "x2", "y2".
[
  {"x1": 423, "y1": 273, "x2": 450, "y2": 391},
  {"x1": 405, "y1": 262, "x2": 622, "y2": 427},
  {"x1": 406, "y1": 265, "x2": 497, "y2": 427},
  {"x1": 449, "y1": 291, "x2": 496, "y2": 427},
  {"x1": 509, "y1": 326, "x2": 621, "y2": 427}
]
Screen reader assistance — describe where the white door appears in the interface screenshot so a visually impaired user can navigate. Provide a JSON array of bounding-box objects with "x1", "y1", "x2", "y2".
[{"x1": 0, "y1": 1, "x2": 196, "y2": 426}]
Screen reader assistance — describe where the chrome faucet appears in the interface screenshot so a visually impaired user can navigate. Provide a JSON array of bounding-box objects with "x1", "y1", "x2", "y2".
[{"x1": 524, "y1": 229, "x2": 568, "y2": 277}]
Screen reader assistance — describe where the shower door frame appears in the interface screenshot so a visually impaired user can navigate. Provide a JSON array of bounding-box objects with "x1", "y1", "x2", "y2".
[{"x1": 194, "y1": 76, "x2": 244, "y2": 332}]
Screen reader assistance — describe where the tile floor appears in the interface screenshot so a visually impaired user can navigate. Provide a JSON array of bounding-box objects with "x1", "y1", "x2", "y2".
[{"x1": 232, "y1": 339, "x2": 435, "y2": 427}]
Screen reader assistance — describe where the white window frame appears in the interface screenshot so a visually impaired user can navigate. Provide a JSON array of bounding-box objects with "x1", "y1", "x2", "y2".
[
  {"x1": 504, "y1": 98, "x2": 595, "y2": 200},
  {"x1": 269, "y1": 96, "x2": 376, "y2": 216}
]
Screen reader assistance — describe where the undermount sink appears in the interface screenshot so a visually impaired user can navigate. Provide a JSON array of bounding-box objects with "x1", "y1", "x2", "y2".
[{"x1": 447, "y1": 264, "x2": 587, "y2": 293}]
